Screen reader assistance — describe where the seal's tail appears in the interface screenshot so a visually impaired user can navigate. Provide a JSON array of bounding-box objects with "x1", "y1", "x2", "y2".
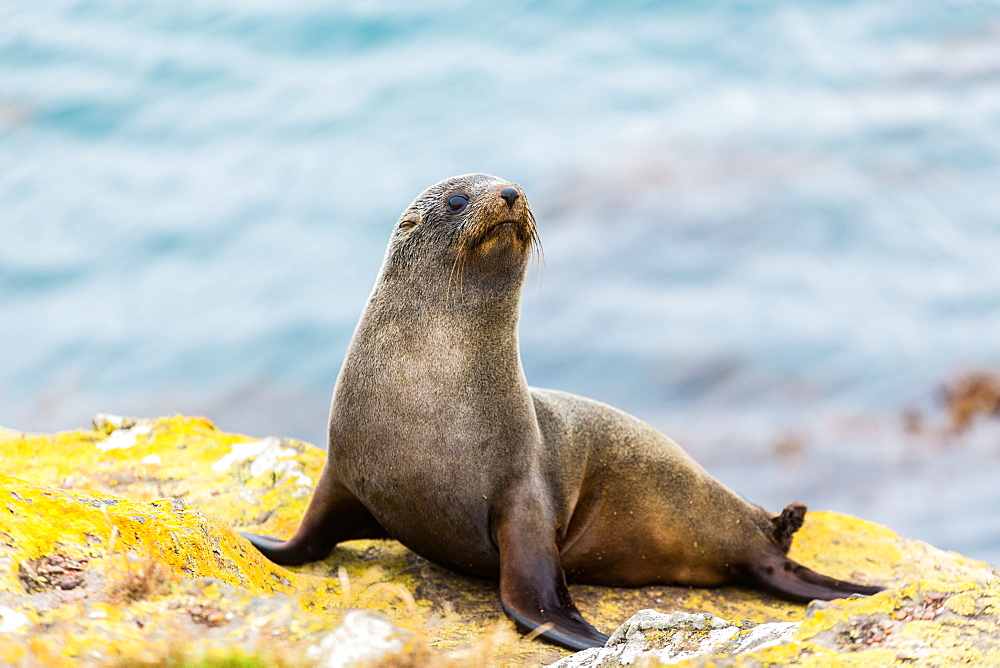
[{"x1": 746, "y1": 502, "x2": 884, "y2": 602}]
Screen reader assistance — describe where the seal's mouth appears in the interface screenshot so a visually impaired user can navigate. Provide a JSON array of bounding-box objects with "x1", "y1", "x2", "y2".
[
  {"x1": 487, "y1": 219, "x2": 516, "y2": 232},
  {"x1": 468, "y1": 216, "x2": 534, "y2": 253}
]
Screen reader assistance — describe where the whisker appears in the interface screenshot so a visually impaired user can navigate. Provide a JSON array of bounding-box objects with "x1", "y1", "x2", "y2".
[
  {"x1": 447, "y1": 241, "x2": 468, "y2": 305},
  {"x1": 529, "y1": 211, "x2": 545, "y2": 296},
  {"x1": 447, "y1": 245, "x2": 464, "y2": 304}
]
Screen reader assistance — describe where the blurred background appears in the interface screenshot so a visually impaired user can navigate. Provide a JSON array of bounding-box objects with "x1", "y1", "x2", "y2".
[{"x1": 3, "y1": 1, "x2": 1000, "y2": 563}]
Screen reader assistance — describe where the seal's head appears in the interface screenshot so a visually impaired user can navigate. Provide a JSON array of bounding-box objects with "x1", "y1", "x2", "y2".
[{"x1": 382, "y1": 174, "x2": 539, "y2": 292}]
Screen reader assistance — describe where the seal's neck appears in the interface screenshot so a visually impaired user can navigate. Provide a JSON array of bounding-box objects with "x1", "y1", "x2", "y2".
[
  {"x1": 361, "y1": 268, "x2": 525, "y2": 352},
  {"x1": 344, "y1": 258, "x2": 524, "y2": 382},
  {"x1": 369, "y1": 249, "x2": 528, "y2": 334},
  {"x1": 327, "y1": 247, "x2": 539, "y2": 458}
]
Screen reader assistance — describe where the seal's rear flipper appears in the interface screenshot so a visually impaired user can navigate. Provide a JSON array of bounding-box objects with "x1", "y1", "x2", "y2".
[
  {"x1": 494, "y1": 502, "x2": 609, "y2": 651},
  {"x1": 770, "y1": 503, "x2": 807, "y2": 553},
  {"x1": 746, "y1": 554, "x2": 884, "y2": 603}
]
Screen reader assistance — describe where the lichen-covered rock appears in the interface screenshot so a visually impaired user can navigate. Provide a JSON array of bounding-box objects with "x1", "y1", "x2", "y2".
[
  {"x1": 750, "y1": 579, "x2": 1000, "y2": 666},
  {"x1": 550, "y1": 578, "x2": 1000, "y2": 666},
  {"x1": 1, "y1": 415, "x2": 998, "y2": 666},
  {"x1": 0, "y1": 471, "x2": 425, "y2": 666},
  {"x1": 548, "y1": 609, "x2": 798, "y2": 666}
]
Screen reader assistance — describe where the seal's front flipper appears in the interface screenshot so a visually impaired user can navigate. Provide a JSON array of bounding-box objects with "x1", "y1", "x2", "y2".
[
  {"x1": 500, "y1": 596, "x2": 610, "y2": 652},
  {"x1": 240, "y1": 531, "x2": 300, "y2": 563},
  {"x1": 241, "y1": 474, "x2": 387, "y2": 565},
  {"x1": 494, "y1": 504, "x2": 609, "y2": 651},
  {"x1": 746, "y1": 554, "x2": 884, "y2": 603}
]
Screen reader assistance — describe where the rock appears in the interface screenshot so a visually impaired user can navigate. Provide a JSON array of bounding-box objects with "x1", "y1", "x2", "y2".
[
  {"x1": 549, "y1": 581, "x2": 1000, "y2": 666},
  {"x1": 0, "y1": 606, "x2": 30, "y2": 633},
  {"x1": 548, "y1": 609, "x2": 798, "y2": 666},
  {"x1": 1, "y1": 414, "x2": 998, "y2": 666},
  {"x1": 308, "y1": 609, "x2": 417, "y2": 668}
]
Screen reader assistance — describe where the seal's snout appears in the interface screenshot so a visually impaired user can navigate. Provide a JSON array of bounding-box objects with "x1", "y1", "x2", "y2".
[{"x1": 500, "y1": 186, "x2": 520, "y2": 208}]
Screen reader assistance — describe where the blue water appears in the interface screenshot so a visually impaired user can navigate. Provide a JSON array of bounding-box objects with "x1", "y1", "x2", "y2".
[{"x1": 4, "y1": 1, "x2": 1000, "y2": 563}]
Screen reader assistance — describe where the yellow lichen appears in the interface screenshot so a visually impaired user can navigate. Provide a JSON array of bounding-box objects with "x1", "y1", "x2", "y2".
[
  {"x1": 0, "y1": 472, "x2": 309, "y2": 598},
  {"x1": 788, "y1": 511, "x2": 904, "y2": 583},
  {"x1": 3, "y1": 416, "x2": 1000, "y2": 666}
]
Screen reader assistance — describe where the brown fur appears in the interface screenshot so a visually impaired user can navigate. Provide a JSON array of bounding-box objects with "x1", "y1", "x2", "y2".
[{"x1": 242, "y1": 174, "x2": 882, "y2": 651}]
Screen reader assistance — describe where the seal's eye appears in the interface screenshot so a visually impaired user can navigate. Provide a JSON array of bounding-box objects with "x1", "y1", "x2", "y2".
[{"x1": 446, "y1": 194, "x2": 469, "y2": 213}]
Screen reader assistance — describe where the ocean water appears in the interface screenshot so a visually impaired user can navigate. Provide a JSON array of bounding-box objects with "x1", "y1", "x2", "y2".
[{"x1": 3, "y1": 1, "x2": 1000, "y2": 563}]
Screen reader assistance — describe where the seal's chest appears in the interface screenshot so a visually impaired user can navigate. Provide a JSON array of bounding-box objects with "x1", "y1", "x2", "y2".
[{"x1": 358, "y1": 473, "x2": 501, "y2": 576}]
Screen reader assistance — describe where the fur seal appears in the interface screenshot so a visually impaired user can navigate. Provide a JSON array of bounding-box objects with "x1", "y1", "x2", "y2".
[{"x1": 242, "y1": 174, "x2": 883, "y2": 651}]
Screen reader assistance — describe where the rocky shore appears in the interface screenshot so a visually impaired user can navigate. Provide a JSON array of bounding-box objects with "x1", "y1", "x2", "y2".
[{"x1": 1, "y1": 415, "x2": 998, "y2": 666}]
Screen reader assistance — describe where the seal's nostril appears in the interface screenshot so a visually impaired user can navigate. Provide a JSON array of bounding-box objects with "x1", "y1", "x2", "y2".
[{"x1": 500, "y1": 186, "x2": 519, "y2": 208}]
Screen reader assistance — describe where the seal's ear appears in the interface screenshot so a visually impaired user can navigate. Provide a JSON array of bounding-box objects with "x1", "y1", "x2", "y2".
[
  {"x1": 396, "y1": 214, "x2": 423, "y2": 232},
  {"x1": 395, "y1": 205, "x2": 423, "y2": 231}
]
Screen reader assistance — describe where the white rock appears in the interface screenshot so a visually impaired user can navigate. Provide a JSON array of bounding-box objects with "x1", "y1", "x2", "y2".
[
  {"x1": 92, "y1": 414, "x2": 129, "y2": 430},
  {"x1": 548, "y1": 609, "x2": 799, "y2": 667},
  {"x1": 248, "y1": 442, "x2": 297, "y2": 479},
  {"x1": 211, "y1": 439, "x2": 271, "y2": 472},
  {"x1": 96, "y1": 423, "x2": 152, "y2": 451},
  {"x1": 0, "y1": 607, "x2": 30, "y2": 633},
  {"x1": 738, "y1": 619, "x2": 800, "y2": 653},
  {"x1": 212, "y1": 438, "x2": 313, "y2": 493},
  {"x1": 308, "y1": 609, "x2": 411, "y2": 668}
]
